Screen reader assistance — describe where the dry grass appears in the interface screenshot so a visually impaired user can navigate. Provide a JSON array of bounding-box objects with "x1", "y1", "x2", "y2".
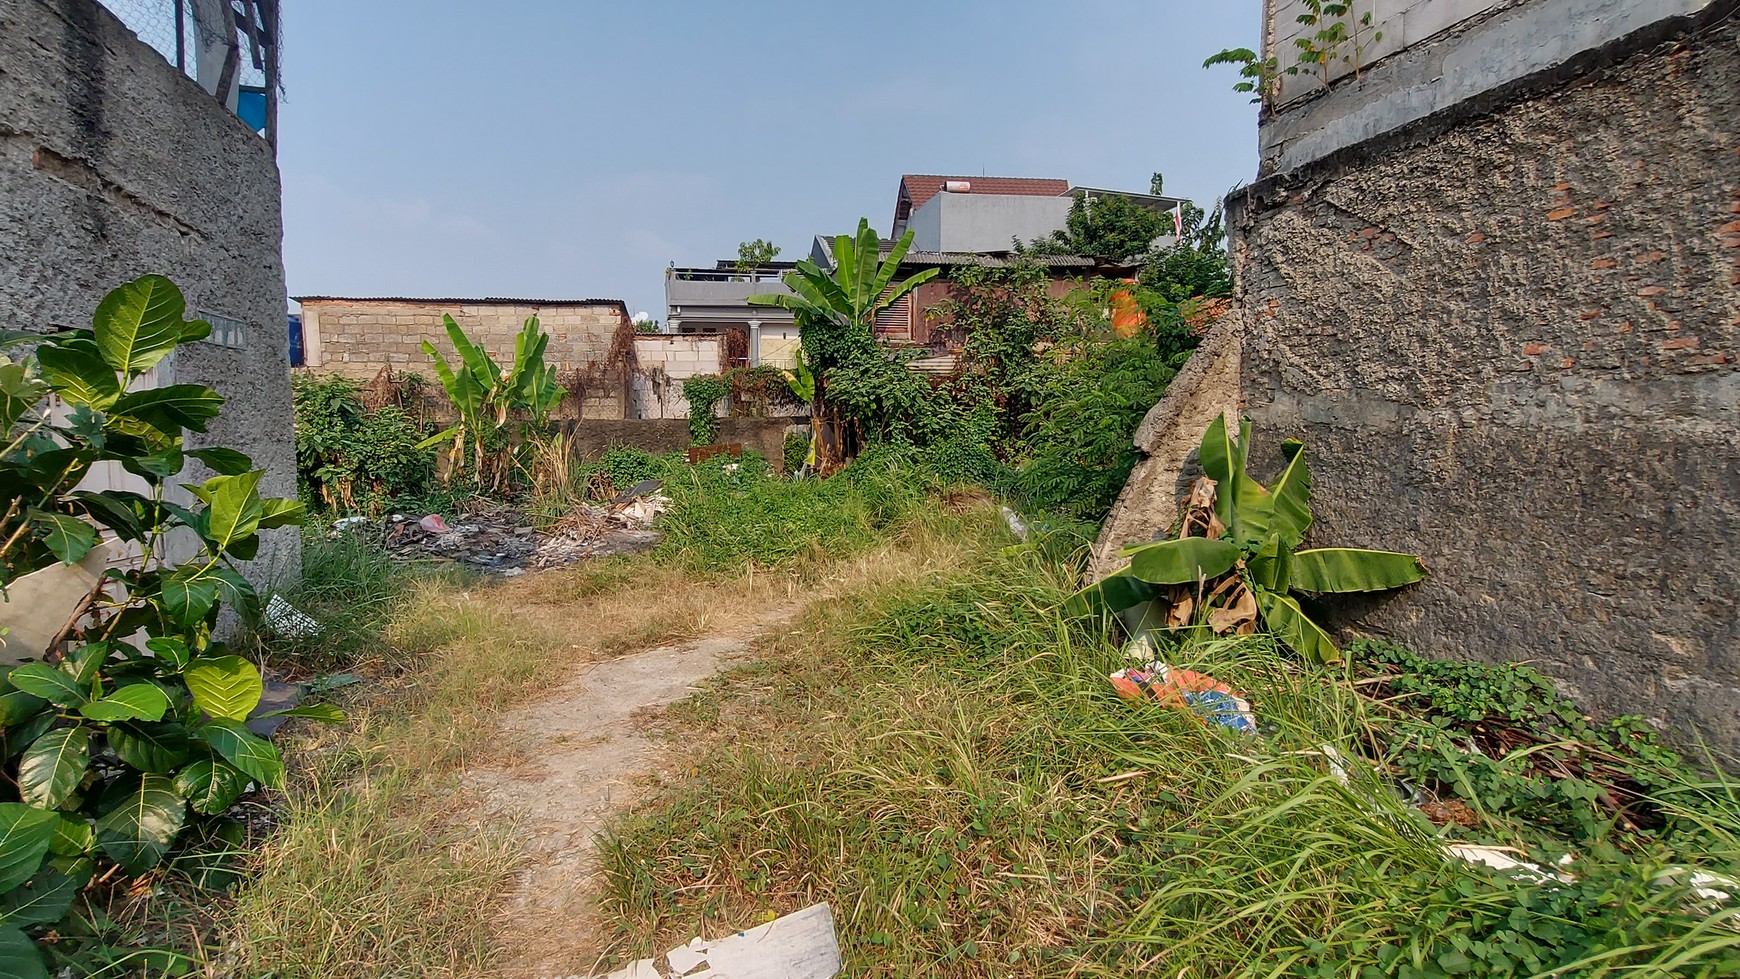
[{"x1": 218, "y1": 502, "x2": 1009, "y2": 978}]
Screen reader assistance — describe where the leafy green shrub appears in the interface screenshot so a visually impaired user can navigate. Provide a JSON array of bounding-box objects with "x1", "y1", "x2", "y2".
[
  {"x1": 291, "y1": 374, "x2": 435, "y2": 513},
  {"x1": 421, "y1": 314, "x2": 563, "y2": 491},
  {"x1": 1013, "y1": 334, "x2": 1183, "y2": 520},
  {"x1": 783, "y1": 429, "x2": 810, "y2": 473},
  {"x1": 593, "y1": 446, "x2": 675, "y2": 489},
  {"x1": 0, "y1": 275, "x2": 339, "y2": 975}
]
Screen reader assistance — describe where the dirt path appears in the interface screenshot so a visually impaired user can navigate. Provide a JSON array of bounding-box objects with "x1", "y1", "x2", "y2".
[{"x1": 471, "y1": 611, "x2": 794, "y2": 978}]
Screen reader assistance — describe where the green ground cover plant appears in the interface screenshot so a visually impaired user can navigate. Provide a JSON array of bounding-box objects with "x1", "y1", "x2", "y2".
[
  {"x1": 598, "y1": 545, "x2": 1740, "y2": 978},
  {"x1": 290, "y1": 374, "x2": 436, "y2": 514}
]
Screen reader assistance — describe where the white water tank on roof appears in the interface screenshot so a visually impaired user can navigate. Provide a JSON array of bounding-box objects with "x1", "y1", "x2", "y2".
[{"x1": 942, "y1": 180, "x2": 972, "y2": 193}]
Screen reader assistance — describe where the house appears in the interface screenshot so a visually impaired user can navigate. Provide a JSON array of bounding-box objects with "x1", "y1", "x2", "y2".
[
  {"x1": 294, "y1": 296, "x2": 639, "y2": 419},
  {"x1": 892, "y1": 174, "x2": 1186, "y2": 252},
  {"x1": 661, "y1": 262, "x2": 804, "y2": 369}
]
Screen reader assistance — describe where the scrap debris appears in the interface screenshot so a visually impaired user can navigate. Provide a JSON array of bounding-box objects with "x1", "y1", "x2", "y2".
[
  {"x1": 591, "y1": 903, "x2": 841, "y2": 979},
  {"x1": 331, "y1": 491, "x2": 671, "y2": 574},
  {"x1": 1109, "y1": 661, "x2": 1259, "y2": 736}
]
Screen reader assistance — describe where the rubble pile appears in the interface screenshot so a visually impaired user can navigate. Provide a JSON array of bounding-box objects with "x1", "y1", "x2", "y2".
[{"x1": 342, "y1": 483, "x2": 672, "y2": 574}]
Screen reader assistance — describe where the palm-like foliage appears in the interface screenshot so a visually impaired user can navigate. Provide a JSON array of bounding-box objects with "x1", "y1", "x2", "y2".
[
  {"x1": 1068, "y1": 414, "x2": 1426, "y2": 663},
  {"x1": 748, "y1": 220, "x2": 938, "y2": 470},
  {"x1": 419, "y1": 315, "x2": 563, "y2": 490}
]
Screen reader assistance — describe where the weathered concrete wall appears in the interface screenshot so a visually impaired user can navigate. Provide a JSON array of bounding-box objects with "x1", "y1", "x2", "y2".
[
  {"x1": 632, "y1": 334, "x2": 723, "y2": 420},
  {"x1": 301, "y1": 298, "x2": 636, "y2": 419},
  {"x1": 1260, "y1": 0, "x2": 1719, "y2": 173},
  {"x1": 0, "y1": 0, "x2": 299, "y2": 592},
  {"x1": 560, "y1": 417, "x2": 792, "y2": 473},
  {"x1": 1230, "y1": 4, "x2": 1740, "y2": 750}
]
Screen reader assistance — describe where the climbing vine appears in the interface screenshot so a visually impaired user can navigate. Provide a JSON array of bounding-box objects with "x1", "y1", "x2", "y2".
[{"x1": 682, "y1": 374, "x2": 729, "y2": 445}]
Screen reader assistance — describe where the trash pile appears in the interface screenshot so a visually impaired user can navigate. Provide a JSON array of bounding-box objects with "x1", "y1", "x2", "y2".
[{"x1": 335, "y1": 482, "x2": 672, "y2": 575}]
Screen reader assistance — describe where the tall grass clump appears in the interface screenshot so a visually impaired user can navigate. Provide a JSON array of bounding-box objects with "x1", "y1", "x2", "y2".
[{"x1": 597, "y1": 548, "x2": 1740, "y2": 978}]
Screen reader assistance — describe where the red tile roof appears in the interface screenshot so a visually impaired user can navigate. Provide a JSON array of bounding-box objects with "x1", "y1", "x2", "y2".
[{"x1": 895, "y1": 175, "x2": 1070, "y2": 226}]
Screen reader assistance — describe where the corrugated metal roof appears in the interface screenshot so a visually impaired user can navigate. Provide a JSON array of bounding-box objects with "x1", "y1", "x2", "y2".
[{"x1": 294, "y1": 295, "x2": 629, "y2": 314}]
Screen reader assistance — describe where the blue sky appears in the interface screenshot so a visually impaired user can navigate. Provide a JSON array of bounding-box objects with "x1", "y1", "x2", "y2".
[{"x1": 279, "y1": 1, "x2": 1262, "y2": 319}]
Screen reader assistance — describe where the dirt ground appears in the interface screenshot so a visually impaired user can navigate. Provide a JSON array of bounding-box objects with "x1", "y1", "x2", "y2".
[{"x1": 470, "y1": 611, "x2": 796, "y2": 978}]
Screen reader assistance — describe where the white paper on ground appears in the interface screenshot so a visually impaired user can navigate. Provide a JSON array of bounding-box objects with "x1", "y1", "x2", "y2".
[{"x1": 594, "y1": 903, "x2": 839, "y2": 979}]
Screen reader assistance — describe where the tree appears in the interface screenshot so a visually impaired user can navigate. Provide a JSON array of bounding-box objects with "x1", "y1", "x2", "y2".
[
  {"x1": 1042, "y1": 193, "x2": 1170, "y2": 262},
  {"x1": 747, "y1": 220, "x2": 937, "y2": 470},
  {"x1": 733, "y1": 238, "x2": 781, "y2": 273},
  {"x1": 1143, "y1": 200, "x2": 1231, "y2": 304}
]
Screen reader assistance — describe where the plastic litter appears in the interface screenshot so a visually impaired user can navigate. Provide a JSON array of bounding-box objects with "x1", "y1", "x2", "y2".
[
  {"x1": 418, "y1": 513, "x2": 452, "y2": 534},
  {"x1": 263, "y1": 595, "x2": 321, "y2": 639},
  {"x1": 1109, "y1": 662, "x2": 1258, "y2": 736},
  {"x1": 332, "y1": 516, "x2": 369, "y2": 532},
  {"x1": 1000, "y1": 506, "x2": 1029, "y2": 541},
  {"x1": 590, "y1": 903, "x2": 840, "y2": 979}
]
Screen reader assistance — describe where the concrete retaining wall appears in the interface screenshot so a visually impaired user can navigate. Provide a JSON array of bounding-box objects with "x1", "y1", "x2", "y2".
[
  {"x1": 560, "y1": 417, "x2": 793, "y2": 473},
  {"x1": 0, "y1": 0, "x2": 299, "y2": 596},
  {"x1": 1229, "y1": 2, "x2": 1740, "y2": 750}
]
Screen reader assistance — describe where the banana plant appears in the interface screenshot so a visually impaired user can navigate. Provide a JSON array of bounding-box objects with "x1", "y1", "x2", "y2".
[
  {"x1": 747, "y1": 219, "x2": 938, "y2": 471},
  {"x1": 419, "y1": 314, "x2": 564, "y2": 490},
  {"x1": 1068, "y1": 414, "x2": 1426, "y2": 663}
]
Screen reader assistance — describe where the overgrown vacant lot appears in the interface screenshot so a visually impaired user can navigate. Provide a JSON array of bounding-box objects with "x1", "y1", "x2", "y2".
[{"x1": 215, "y1": 453, "x2": 1738, "y2": 979}]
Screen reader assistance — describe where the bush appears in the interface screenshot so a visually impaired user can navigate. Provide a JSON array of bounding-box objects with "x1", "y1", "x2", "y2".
[{"x1": 292, "y1": 374, "x2": 436, "y2": 513}]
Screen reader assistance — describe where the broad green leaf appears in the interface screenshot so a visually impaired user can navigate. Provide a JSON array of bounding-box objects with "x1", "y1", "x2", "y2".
[
  {"x1": 58, "y1": 642, "x2": 110, "y2": 686},
  {"x1": 108, "y1": 722, "x2": 193, "y2": 773},
  {"x1": 91, "y1": 274, "x2": 189, "y2": 376},
  {"x1": 209, "y1": 567, "x2": 260, "y2": 619},
  {"x1": 1256, "y1": 589, "x2": 1341, "y2": 665},
  {"x1": 110, "y1": 384, "x2": 225, "y2": 435},
  {"x1": 1127, "y1": 537, "x2": 1242, "y2": 585},
  {"x1": 187, "y1": 446, "x2": 253, "y2": 475},
  {"x1": 67, "y1": 490, "x2": 149, "y2": 541},
  {"x1": 1248, "y1": 539, "x2": 1294, "y2": 594},
  {"x1": 196, "y1": 720, "x2": 283, "y2": 788},
  {"x1": 259, "y1": 702, "x2": 346, "y2": 724},
  {"x1": 34, "y1": 338, "x2": 120, "y2": 409},
  {"x1": 161, "y1": 568, "x2": 220, "y2": 627},
  {"x1": 1, "y1": 714, "x2": 55, "y2": 761},
  {"x1": 78, "y1": 684, "x2": 170, "y2": 723},
  {"x1": 0, "y1": 924, "x2": 47, "y2": 979},
  {"x1": 0, "y1": 804, "x2": 58, "y2": 893},
  {"x1": 184, "y1": 656, "x2": 264, "y2": 721},
  {"x1": 0, "y1": 358, "x2": 48, "y2": 432},
  {"x1": 257, "y1": 497, "x2": 306, "y2": 529},
  {"x1": 18, "y1": 726, "x2": 90, "y2": 809},
  {"x1": 1269, "y1": 439, "x2": 1313, "y2": 548},
  {"x1": 93, "y1": 774, "x2": 186, "y2": 873},
  {"x1": 145, "y1": 637, "x2": 192, "y2": 671},
  {"x1": 122, "y1": 444, "x2": 185, "y2": 481},
  {"x1": 25, "y1": 510, "x2": 97, "y2": 565},
  {"x1": 202, "y1": 470, "x2": 265, "y2": 551},
  {"x1": 173, "y1": 760, "x2": 251, "y2": 815},
  {"x1": 46, "y1": 815, "x2": 92, "y2": 857},
  {"x1": 1198, "y1": 412, "x2": 1238, "y2": 488},
  {"x1": 0, "y1": 689, "x2": 47, "y2": 726},
  {"x1": 7, "y1": 664, "x2": 88, "y2": 707},
  {"x1": 0, "y1": 857, "x2": 92, "y2": 927},
  {"x1": 1063, "y1": 570, "x2": 1159, "y2": 618},
  {"x1": 1291, "y1": 548, "x2": 1427, "y2": 594}
]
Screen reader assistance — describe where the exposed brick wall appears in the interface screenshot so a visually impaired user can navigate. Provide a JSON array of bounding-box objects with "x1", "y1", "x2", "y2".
[
  {"x1": 302, "y1": 299, "x2": 636, "y2": 419},
  {"x1": 1228, "y1": 9, "x2": 1740, "y2": 749}
]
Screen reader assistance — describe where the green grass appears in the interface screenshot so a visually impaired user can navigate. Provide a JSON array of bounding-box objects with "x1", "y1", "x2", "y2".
[{"x1": 596, "y1": 550, "x2": 1740, "y2": 978}]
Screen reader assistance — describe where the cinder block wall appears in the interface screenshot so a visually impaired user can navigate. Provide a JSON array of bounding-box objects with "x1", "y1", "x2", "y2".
[
  {"x1": 303, "y1": 299, "x2": 636, "y2": 419},
  {"x1": 0, "y1": 0, "x2": 299, "y2": 589},
  {"x1": 1229, "y1": 3, "x2": 1740, "y2": 750}
]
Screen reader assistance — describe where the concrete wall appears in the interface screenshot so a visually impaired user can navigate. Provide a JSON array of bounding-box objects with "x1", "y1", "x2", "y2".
[
  {"x1": 560, "y1": 417, "x2": 792, "y2": 473},
  {"x1": 1260, "y1": 0, "x2": 1720, "y2": 173},
  {"x1": 909, "y1": 193, "x2": 1074, "y2": 253},
  {"x1": 302, "y1": 298, "x2": 636, "y2": 419},
  {"x1": 0, "y1": 0, "x2": 299, "y2": 596},
  {"x1": 1228, "y1": 2, "x2": 1740, "y2": 750},
  {"x1": 632, "y1": 334, "x2": 723, "y2": 420}
]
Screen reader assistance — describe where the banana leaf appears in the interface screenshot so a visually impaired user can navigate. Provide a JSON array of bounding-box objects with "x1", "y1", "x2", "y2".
[
  {"x1": 1126, "y1": 536, "x2": 1242, "y2": 585},
  {"x1": 1255, "y1": 588, "x2": 1341, "y2": 664},
  {"x1": 1064, "y1": 570, "x2": 1159, "y2": 618},
  {"x1": 1291, "y1": 548, "x2": 1426, "y2": 594}
]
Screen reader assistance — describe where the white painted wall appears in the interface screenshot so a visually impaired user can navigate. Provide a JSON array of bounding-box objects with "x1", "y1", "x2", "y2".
[{"x1": 909, "y1": 193, "x2": 1074, "y2": 253}]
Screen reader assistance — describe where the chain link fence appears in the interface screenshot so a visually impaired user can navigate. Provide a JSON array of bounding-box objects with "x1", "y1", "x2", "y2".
[{"x1": 94, "y1": 0, "x2": 272, "y2": 94}]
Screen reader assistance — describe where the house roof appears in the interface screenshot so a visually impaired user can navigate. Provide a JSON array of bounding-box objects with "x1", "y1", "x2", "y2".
[
  {"x1": 894, "y1": 250, "x2": 1101, "y2": 269},
  {"x1": 294, "y1": 295, "x2": 630, "y2": 315},
  {"x1": 894, "y1": 175, "x2": 1070, "y2": 230}
]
